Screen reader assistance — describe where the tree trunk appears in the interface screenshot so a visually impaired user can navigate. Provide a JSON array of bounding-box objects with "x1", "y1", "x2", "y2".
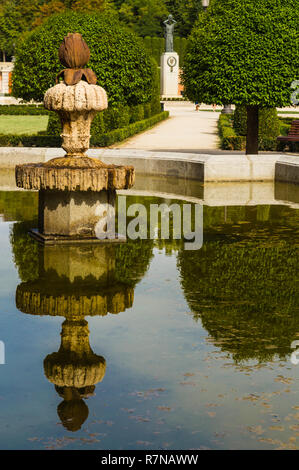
[{"x1": 246, "y1": 105, "x2": 259, "y2": 155}]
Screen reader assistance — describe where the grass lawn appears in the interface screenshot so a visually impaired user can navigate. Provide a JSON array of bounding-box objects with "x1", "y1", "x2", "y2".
[{"x1": 0, "y1": 115, "x2": 49, "y2": 135}]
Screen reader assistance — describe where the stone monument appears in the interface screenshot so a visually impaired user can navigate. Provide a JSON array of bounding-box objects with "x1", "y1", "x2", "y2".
[
  {"x1": 15, "y1": 33, "x2": 135, "y2": 243},
  {"x1": 160, "y1": 15, "x2": 180, "y2": 98}
]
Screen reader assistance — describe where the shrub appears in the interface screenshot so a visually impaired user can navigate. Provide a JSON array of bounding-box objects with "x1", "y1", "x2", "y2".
[
  {"x1": 218, "y1": 114, "x2": 246, "y2": 150},
  {"x1": 130, "y1": 105, "x2": 145, "y2": 124},
  {"x1": 0, "y1": 105, "x2": 49, "y2": 115},
  {"x1": 233, "y1": 105, "x2": 281, "y2": 150},
  {"x1": 0, "y1": 112, "x2": 169, "y2": 148},
  {"x1": 142, "y1": 37, "x2": 187, "y2": 65},
  {"x1": 46, "y1": 100, "x2": 162, "y2": 136},
  {"x1": 258, "y1": 108, "x2": 281, "y2": 151},
  {"x1": 46, "y1": 113, "x2": 61, "y2": 136},
  {"x1": 101, "y1": 105, "x2": 131, "y2": 131},
  {"x1": 0, "y1": 134, "x2": 62, "y2": 147},
  {"x1": 12, "y1": 11, "x2": 155, "y2": 107},
  {"x1": 91, "y1": 111, "x2": 169, "y2": 147}
]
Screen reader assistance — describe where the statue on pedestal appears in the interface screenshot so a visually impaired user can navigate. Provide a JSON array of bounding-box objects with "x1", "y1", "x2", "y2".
[{"x1": 164, "y1": 15, "x2": 177, "y2": 53}]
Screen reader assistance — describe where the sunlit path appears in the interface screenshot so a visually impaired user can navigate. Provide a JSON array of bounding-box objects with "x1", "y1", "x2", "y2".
[{"x1": 114, "y1": 102, "x2": 220, "y2": 152}]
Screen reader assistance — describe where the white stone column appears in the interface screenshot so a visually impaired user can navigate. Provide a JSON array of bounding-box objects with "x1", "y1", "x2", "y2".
[{"x1": 160, "y1": 52, "x2": 180, "y2": 98}]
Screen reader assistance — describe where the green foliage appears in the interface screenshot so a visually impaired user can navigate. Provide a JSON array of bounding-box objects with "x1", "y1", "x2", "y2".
[
  {"x1": 117, "y1": 0, "x2": 168, "y2": 37},
  {"x1": 0, "y1": 134, "x2": 62, "y2": 147},
  {"x1": 129, "y1": 105, "x2": 144, "y2": 124},
  {"x1": 258, "y1": 108, "x2": 281, "y2": 151},
  {"x1": 0, "y1": 190, "x2": 38, "y2": 222},
  {"x1": 12, "y1": 11, "x2": 154, "y2": 106},
  {"x1": 46, "y1": 113, "x2": 61, "y2": 135},
  {"x1": 218, "y1": 114, "x2": 246, "y2": 150},
  {"x1": 279, "y1": 117, "x2": 293, "y2": 135},
  {"x1": 234, "y1": 105, "x2": 281, "y2": 140},
  {"x1": 220, "y1": 106, "x2": 282, "y2": 150},
  {"x1": 115, "y1": 239, "x2": 154, "y2": 288},
  {"x1": 0, "y1": 111, "x2": 169, "y2": 147},
  {"x1": 90, "y1": 111, "x2": 169, "y2": 146},
  {"x1": 178, "y1": 204, "x2": 299, "y2": 363},
  {"x1": 0, "y1": 105, "x2": 49, "y2": 115},
  {"x1": 151, "y1": 37, "x2": 165, "y2": 63},
  {"x1": 183, "y1": 0, "x2": 299, "y2": 107},
  {"x1": 142, "y1": 36, "x2": 187, "y2": 64},
  {"x1": 166, "y1": 0, "x2": 203, "y2": 37},
  {"x1": 10, "y1": 222, "x2": 39, "y2": 282},
  {"x1": 233, "y1": 105, "x2": 247, "y2": 136},
  {"x1": 0, "y1": 0, "x2": 40, "y2": 57}
]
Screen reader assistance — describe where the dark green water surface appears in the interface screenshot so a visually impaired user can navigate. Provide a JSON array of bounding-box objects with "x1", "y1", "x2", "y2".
[{"x1": 0, "y1": 176, "x2": 298, "y2": 450}]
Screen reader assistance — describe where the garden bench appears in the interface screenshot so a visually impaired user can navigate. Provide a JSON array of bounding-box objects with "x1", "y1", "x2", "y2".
[{"x1": 277, "y1": 120, "x2": 299, "y2": 148}]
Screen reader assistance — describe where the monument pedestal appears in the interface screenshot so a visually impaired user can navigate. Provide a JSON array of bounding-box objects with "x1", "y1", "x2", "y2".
[{"x1": 160, "y1": 52, "x2": 180, "y2": 99}]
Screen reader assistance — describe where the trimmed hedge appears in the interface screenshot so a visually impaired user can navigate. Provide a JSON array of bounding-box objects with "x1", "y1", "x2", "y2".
[
  {"x1": 0, "y1": 105, "x2": 49, "y2": 115},
  {"x1": 143, "y1": 37, "x2": 187, "y2": 65},
  {"x1": 0, "y1": 111, "x2": 169, "y2": 148},
  {"x1": 219, "y1": 107, "x2": 284, "y2": 151},
  {"x1": 232, "y1": 105, "x2": 281, "y2": 151},
  {"x1": 47, "y1": 100, "x2": 162, "y2": 136},
  {"x1": 91, "y1": 111, "x2": 169, "y2": 147},
  {"x1": 218, "y1": 114, "x2": 245, "y2": 150},
  {"x1": 0, "y1": 134, "x2": 61, "y2": 147}
]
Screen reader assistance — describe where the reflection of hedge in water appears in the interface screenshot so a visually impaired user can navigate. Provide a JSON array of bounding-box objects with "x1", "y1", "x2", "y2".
[
  {"x1": 11, "y1": 221, "x2": 154, "y2": 290},
  {"x1": 203, "y1": 204, "x2": 299, "y2": 232},
  {"x1": 10, "y1": 222, "x2": 39, "y2": 282},
  {"x1": 178, "y1": 236, "x2": 298, "y2": 363},
  {"x1": 0, "y1": 191, "x2": 38, "y2": 222}
]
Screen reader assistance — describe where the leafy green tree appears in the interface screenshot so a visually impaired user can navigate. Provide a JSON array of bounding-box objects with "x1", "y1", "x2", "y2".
[
  {"x1": 183, "y1": 0, "x2": 299, "y2": 154},
  {"x1": 118, "y1": 0, "x2": 168, "y2": 37},
  {"x1": 33, "y1": 0, "x2": 112, "y2": 27},
  {"x1": 166, "y1": 0, "x2": 203, "y2": 37},
  {"x1": 0, "y1": 0, "x2": 40, "y2": 58},
  {"x1": 12, "y1": 11, "x2": 155, "y2": 106}
]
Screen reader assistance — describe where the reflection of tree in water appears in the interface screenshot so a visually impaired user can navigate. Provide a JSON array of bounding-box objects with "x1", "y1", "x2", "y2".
[
  {"x1": 178, "y1": 205, "x2": 299, "y2": 364},
  {"x1": 12, "y1": 222, "x2": 154, "y2": 431}
]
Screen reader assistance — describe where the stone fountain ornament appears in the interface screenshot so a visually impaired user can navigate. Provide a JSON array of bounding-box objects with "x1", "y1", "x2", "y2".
[{"x1": 15, "y1": 33, "x2": 135, "y2": 243}]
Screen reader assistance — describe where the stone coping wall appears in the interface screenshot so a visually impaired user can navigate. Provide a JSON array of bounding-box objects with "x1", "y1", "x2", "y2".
[{"x1": 0, "y1": 148, "x2": 298, "y2": 184}]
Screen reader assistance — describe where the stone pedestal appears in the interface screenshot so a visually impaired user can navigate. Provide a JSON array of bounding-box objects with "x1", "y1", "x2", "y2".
[
  {"x1": 160, "y1": 52, "x2": 180, "y2": 98},
  {"x1": 16, "y1": 156, "x2": 134, "y2": 243},
  {"x1": 38, "y1": 189, "x2": 116, "y2": 239}
]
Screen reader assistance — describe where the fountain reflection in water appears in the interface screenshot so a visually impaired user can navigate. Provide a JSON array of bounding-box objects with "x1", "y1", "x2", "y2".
[{"x1": 16, "y1": 244, "x2": 130, "y2": 430}]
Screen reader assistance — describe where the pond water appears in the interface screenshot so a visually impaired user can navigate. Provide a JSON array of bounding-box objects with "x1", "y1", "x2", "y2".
[{"x1": 0, "y1": 173, "x2": 298, "y2": 450}]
